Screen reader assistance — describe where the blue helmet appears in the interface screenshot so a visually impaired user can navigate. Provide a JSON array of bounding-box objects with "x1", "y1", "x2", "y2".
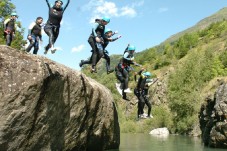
[
  {"x1": 102, "y1": 16, "x2": 110, "y2": 23},
  {"x1": 128, "y1": 45, "x2": 136, "y2": 51},
  {"x1": 143, "y1": 72, "x2": 152, "y2": 77},
  {"x1": 11, "y1": 12, "x2": 17, "y2": 16},
  {"x1": 105, "y1": 28, "x2": 112, "y2": 34}
]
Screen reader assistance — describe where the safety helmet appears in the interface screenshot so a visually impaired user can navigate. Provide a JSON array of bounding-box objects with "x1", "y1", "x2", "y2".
[
  {"x1": 11, "y1": 12, "x2": 17, "y2": 16},
  {"x1": 55, "y1": 0, "x2": 63, "y2": 5},
  {"x1": 143, "y1": 72, "x2": 152, "y2": 77},
  {"x1": 102, "y1": 16, "x2": 110, "y2": 23},
  {"x1": 105, "y1": 28, "x2": 112, "y2": 34},
  {"x1": 128, "y1": 45, "x2": 136, "y2": 51}
]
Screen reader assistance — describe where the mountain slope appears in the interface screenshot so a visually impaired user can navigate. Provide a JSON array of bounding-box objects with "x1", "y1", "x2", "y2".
[
  {"x1": 164, "y1": 7, "x2": 227, "y2": 44},
  {"x1": 82, "y1": 7, "x2": 227, "y2": 135}
]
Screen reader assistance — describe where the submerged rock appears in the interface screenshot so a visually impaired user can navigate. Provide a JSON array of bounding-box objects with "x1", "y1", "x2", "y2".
[
  {"x1": 0, "y1": 45, "x2": 120, "y2": 151},
  {"x1": 149, "y1": 127, "x2": 169, "y2": 137}
]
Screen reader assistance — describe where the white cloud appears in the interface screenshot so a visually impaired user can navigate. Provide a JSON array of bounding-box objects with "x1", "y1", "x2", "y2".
[
  {"x1": 119, "y1": 6, "x2": 136, "y2": 17},
  {"x1": 61, "y1": 19, "x2": 73, "y2": 30},
  {"x1": 131, "y1": 1, "x2": 144, "y2": 7},
  {"x1": 84, "y1": 0, "x2": 143, "y2": 23},
  {"x1": 158, "y1": 7, "x2": 169, "y2": 13},
  {"x1": 96, "y1": 1, "x2": 118, "y2": 16},
  {"x1": 71, "y1": 44, "x2": 85, "y2": 53},
  {"x1": 55, "y1": 46, "x2": 63, "y2": 51}
]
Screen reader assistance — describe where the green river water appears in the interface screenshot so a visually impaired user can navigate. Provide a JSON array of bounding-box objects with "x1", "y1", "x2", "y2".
[{"x1": 107, "y1": 133, "x2": 226, "y2": 151}]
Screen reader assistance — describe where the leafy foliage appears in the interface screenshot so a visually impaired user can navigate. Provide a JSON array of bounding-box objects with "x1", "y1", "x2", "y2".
[{"x1": 0, "y1": 0, "x2": 26, "y2": 49}]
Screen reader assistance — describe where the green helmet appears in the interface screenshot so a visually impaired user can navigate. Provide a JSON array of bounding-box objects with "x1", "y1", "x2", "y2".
[
  {"x1": 128, "y1": 45, "x2": 136, "y2": 51},
  {"x1": 143, "y1": 72, "x2": 152, "y2": 77},
  {"x1": 102, "y1": 16, "x2": 110, "y2": 23},
  {"x1": 55, "y1": 0, "x2": 63, "y2": 5},
  {"x1": 105, "y1": 28, "x2": 112, "y2": 34},
  {"x1": 11, "y1": 12, "x2": 17, "y2": 16}
]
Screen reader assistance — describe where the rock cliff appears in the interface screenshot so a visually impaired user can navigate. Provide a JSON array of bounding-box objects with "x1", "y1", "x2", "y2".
[
  {"x1": 0, "y1": 45, "x2": 120, "y2": 151},
  {"x1": 199, "y1": 83, "x2": 227, "y2": 148}
]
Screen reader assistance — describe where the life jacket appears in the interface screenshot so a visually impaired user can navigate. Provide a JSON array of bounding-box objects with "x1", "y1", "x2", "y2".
[
  {"x1": 137, "y1": 76, "x2": 147, "y2": 90},
  {"x1": 92, "y1": 19, "x2": 105, "y2": 37},
  {"x1": 122, "y1": 50, "x2": 134, "y2": 66},
  {"x1": 5, "y1": 19, "x2": 15, "y2": 32}
]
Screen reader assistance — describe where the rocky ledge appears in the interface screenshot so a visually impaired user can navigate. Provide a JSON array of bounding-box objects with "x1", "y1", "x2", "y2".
[{"x1": 0, "y1": 45, "x2": 120, "y2": 151}]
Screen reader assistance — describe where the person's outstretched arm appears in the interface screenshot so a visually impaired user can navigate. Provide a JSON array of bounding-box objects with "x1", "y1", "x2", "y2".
[
  {"x1": 63, "y1": 0, "x2": 70, "y2": 12},
  {"x1": 45, "y1": 0, "x2": 51, "y2": 9}
]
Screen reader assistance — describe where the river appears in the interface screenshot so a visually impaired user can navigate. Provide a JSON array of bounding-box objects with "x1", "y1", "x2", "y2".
[{"x1": 107, "y1": 133, "x2": 226, "y2": 151}]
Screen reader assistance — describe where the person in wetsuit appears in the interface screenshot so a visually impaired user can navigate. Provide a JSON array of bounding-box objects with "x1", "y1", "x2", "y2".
[
  {"x1": 80, "y1": 28, "x2": 121, "y2": 74},
  {"x1": 102, "y1": 28, "x2": 122, "y2": 74},
  {"x1": 44, "y1": 0, "x2": 70, "y2": 54},
  {"x1": 3, "y1": 12, "x2": 18, "y2": 46},
  {"x1": 79, "y1": 17, "x2": 110, "y2": 73},
  {"x1": 115, "y1": 44, "x2": 142, "y2": 100},
  {"x1": 26, "y1": 17, "x2": 43, "y2": 54},
  {"x1": 134, "y1": 71, "x2": 153, "y2": 119}
]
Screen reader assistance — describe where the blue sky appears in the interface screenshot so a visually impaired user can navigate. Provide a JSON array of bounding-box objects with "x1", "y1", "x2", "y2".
[{"x1": 11, "y1": 0, "x2": 227, "y2": 70}]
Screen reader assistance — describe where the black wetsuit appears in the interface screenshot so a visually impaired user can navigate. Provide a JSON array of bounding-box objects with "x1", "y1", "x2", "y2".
[
  {"x1": 134, "y1": 70, "x2": 152, "y2": 118},
  {"x1": 44, "y1": 0, "x2": 70, "y2": 50},
  {"x1": 26, "y1": 22, "x2": 42, "y2": 54},
  {"x1": 4, "y1": 18, "x2": 16, "y2": 46},
  {"x1": 81, "y1": 19, "x2": 106, "y2": 69},
  {"x1": 115, "y1": 46, "x2": 136, "y2": 99}
]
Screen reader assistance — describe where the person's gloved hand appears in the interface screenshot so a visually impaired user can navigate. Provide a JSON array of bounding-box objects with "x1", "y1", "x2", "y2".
[{"x1": 117, "y1": 35, "x2": 122, "y2": 39}]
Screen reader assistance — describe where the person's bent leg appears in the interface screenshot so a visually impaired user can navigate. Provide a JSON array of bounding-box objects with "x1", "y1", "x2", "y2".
[
  {"x1": 26, "y1": 36, "x2": 36, "y2": 52},
  {"x1": 144, "y1": 96, "x2": 152, "y2": 117},
  {"x1": 6, "y1": 34, "x2": 11, "y2": 46},
  {"x1": 44, "y1": 25, "x2": 54, "y2": 51},
  {"x1": 139, "y1": 95, "x2": 145, "y2": 115},
  {"x1": 104, "y1": 54, "x2": 114, "y2": 74},
  {"x1": 122, "y1": 69, "x2": 129, "y2": 89},
  {"x1": 88, "y1": 37, "x2": 98, "y2": 71}
]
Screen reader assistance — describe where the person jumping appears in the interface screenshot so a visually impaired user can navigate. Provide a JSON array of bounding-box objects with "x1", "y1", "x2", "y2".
[
  {"x1": 44, "y1": 0, "x2": 70, "y2": 54},
  {"x1": 134, "y1": 70, "x2": 154, "y2": 119},
  {"x1": 79, "y1": 16, "x2": 110, "y2": 73},
  {"x1": 115, "y1": 44, "x2": 142, "y2": 100}
]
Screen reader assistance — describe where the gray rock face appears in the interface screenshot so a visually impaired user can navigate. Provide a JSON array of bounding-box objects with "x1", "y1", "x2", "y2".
[
  {"x1": 199, "y1": 83, "x2": 227, "y2": 148},
  {"x1": 0, "y1": 45, "x2": 120, "y2": 151}
]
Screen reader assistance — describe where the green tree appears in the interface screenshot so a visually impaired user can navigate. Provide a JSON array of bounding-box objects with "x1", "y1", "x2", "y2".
[{"x1": 0, "y1": 0, "x2": 26, "y2": 49}]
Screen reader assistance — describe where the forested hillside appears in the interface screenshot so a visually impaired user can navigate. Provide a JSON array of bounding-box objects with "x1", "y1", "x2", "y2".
[{"x1": 81, "y1": 8, "x2": 227, "y2": 134}]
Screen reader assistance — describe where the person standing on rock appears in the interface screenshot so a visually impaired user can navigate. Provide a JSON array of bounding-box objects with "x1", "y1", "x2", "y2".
[
  {"x1": 26, "y1": 17, "x2": 43, "y2": 54},
  {"x1": 3, "y1": 12, "x2": 18, "y2": 46},
  {"x1": 115, "y1": 44, "x2": 142, "y2": 100},
  {"x1": 79, "y1": 16, "x2": 110, "y2": 73},
  {"x1": 134, "y1": 70, "x2": 154, "y2": 119},
  {"x1": 44, "y1": 0, "x2": 70, "y2": 54}
]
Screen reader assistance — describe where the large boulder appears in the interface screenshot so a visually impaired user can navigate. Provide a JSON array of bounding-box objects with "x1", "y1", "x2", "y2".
[
  {"x1": 0, "y1": 45, "x2": 120, "y2": 151},
  {"x1": 199, "y1": 83, "x2": 227, "y2": 148}
]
